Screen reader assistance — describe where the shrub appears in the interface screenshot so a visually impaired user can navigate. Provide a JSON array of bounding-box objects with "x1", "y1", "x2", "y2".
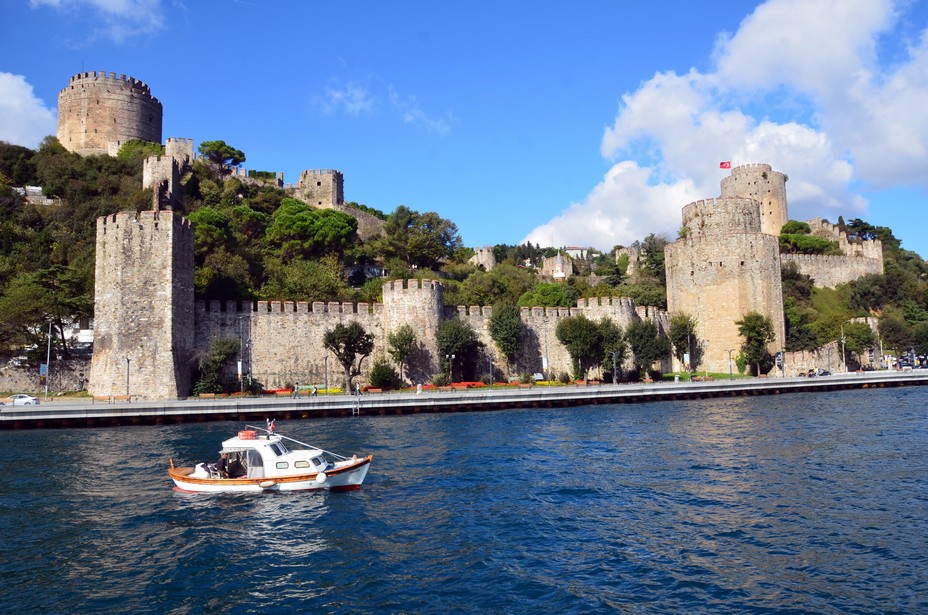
[
  {"x1": 369, "y1": 358, "x2": 403, "y2": 390},
  {"x1": 431, "y1": 372, "x2": 451, "y2": 387}
]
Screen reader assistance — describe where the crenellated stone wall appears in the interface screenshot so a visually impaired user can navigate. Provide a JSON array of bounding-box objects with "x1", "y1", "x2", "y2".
[
  {"x1": 57, "y1": 71, "x2": 163, "y2": 156},
  {"x1": 780, "y1": 253, "x2": 884, "y2": 289}
]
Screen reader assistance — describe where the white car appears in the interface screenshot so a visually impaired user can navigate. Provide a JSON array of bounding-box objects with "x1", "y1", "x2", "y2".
[{"x1": 3, "y1": 394, "x2": 40, "y2": 406}]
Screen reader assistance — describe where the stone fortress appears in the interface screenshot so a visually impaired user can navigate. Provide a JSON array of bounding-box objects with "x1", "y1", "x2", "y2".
[
  {"x1": 59, "y1": 72, "x2": 880, "y2": 398},
  {"x1": 64, "y1": 71, "x2": 663, "y2": 399},
  {"x1": 665, "y1": 164, "x2": 883, "y2": 373}
]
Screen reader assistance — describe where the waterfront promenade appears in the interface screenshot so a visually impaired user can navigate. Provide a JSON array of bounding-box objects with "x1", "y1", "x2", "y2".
[{"x1": 3, "y1": 369, "x2": 927, "y2": 429}]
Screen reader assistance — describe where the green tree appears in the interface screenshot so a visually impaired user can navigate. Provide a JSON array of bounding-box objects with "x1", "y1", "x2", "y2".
[
  {"x1": 736, "y1": 311, "x2": 776, "y2": 376},
  {"x1": 368, "y1": 357, "x2": 403, "y2": 390},
  {"x1": 555, "y1": 314, "x2": 604, "y2": 382},
  {"x1": 599, "y1": 317, "x2": 627, "y2": 383},
  {"x1": 517, "y1": 282, "x2": 578, "y2": 308},
  {"x1": 265, "y1": 199, "x2": 358, "y2": 261},
  {"x1": 375, "y1": 205, "x2": 462, "y2": 270},
  {"x1": 192, "y1": 337, "x2": 240, "y2": 395},
  {"x1": 879, "y1": 312, "x2": 914, "y2": 354},
  {"x1": 842, "y1": 321, "x2": 875, "y2": 368},
  {"x1": 323, "y1": 321, "x2": 375, "y2": 394},
  {"x1": 260, "y1": 255, "x2": 348, "y2": 302},
  {"x1": 436, "y1": 318, "x2": 483, "y2": 382},
  {"x1": 197, "y1": 140, "x2": 245, "y2": 176},
  {"x1": 488, "y1": 302, "x2": 524, "y2": 376},
  {"x1": 0, "y1": 265, "x2": 92, "y2": 361},
  {"x1": 668, "y1": 312, "x2": 699, "y2": 370},
  {"x1": 387, "y1": 324, "x2": 417, "y2": 383},
  {"x1": 626, "y1": 319, "x2": 671, "y2": 378},
  {"x1": 640, "y1": 233, "x2": 668, "y2": 285}
]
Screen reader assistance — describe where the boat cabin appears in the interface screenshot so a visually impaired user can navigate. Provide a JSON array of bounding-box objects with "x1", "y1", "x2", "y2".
[{"x1": 218, "y1": 431, "x2": 334, "y2": 479}]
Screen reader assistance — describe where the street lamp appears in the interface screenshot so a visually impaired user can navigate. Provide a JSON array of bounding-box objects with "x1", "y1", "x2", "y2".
[
  {"x1": 324, "y1": 354, "x2": 329, "y2": 395},
  {"x1": 542, "y1": 317, "x2": 550, "y2": 381},
  {"x1": 726, "y1": 349, "x2": 737, "y2": 380},
  {"x1": 238, "y1": 317, "x2": 245, "y2": 396},
  {"x1": 126, "y1": 357, "x2": 131, "y2": 396},
  {"x1": 446, "y1": 353, "x2": 455, "y2": 382},
  {"x1": 488, "y1": 351, "x2": 494, "y2": 388},
  {"x1": 611, "y1": 350, "x2": 618, "y2": 385}
]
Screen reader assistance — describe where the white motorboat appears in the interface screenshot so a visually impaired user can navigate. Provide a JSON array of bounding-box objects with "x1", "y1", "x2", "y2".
[{"x1": 169, "y1": 422, "x2": 372, "y2": 493}]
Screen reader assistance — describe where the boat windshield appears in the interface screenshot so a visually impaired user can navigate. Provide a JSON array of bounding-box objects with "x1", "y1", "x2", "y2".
[{"x1": 269, "y1": 442, "x2": 288, "y2": 456}]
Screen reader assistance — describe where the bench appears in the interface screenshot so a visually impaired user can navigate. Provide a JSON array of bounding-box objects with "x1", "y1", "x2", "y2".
[
  {"x1": 366, "y1": 388, "x2": 383, "y2": 394},
  {"x1": 92, "y1": 395, "x2": 110, "y2": 404},
  {"x1": 111, "y1": 395, "x2": 131, "y2": 403},
  {"x1": 198, "y1": 393, "x2": 217, "y2": 399},
  {"x1": 276, "y1": 391, "x2": 292, "y2": 397}
]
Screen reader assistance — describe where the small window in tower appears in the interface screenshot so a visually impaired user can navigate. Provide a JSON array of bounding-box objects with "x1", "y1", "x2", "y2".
[
  {"x1": 719, "y1": 261, "x2": 723, "y2": 267},
  {"x1": 740, "y1": 261, "x2": 745, "y2": 267},
  {"x1": 317, "y1": 181, "x2": 321, "y2": 186},
  {"x1": 690, "y1": 271, "x2": 694, "y2": 276}
]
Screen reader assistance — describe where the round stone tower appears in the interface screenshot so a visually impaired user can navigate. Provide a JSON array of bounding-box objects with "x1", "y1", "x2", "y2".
[
  {"x1": 381, "y1": 279, "x2": 444, "y2": 380},
  {"x1": 57, "y1": 71, "x2": 163, "y2": 156},
  {"x1": 665, "y1": 197, "x2": 785, "y2": 374},
  {"x1": 720, "y1": 163, "x2": 788, "y2": 236}
]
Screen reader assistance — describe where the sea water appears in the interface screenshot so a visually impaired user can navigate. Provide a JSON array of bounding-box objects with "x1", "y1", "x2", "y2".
[{"x1": 1, "y1": 387, "x2": 926, "y2": 613}]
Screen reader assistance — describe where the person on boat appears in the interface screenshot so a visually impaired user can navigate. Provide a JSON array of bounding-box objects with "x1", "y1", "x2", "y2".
[
  {"x1": 216, "y1": 452, "x2": 230, "y2": 478},
  {"x1": 227, "y1": 454, "x2": 246, "y2": 478}
]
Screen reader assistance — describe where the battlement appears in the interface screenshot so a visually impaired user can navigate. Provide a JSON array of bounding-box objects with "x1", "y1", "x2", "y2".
[
  {"x1": 728, "y1": 163, "x2": 772, "y2": 175},
  {"x1": 382, "y1": 278, "x2": 443, "y2": 295},
  {"x1": 299, "y1": 168, "x2": 343, "y2": 179},
  {"x1": 64, "y1": 71, "x2": 157, "y2": 99}
]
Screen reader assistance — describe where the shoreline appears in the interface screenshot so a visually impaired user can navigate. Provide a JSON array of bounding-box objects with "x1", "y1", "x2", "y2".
[{"x1": 2, "y1": 370, "x2": 926, "y2": 430}]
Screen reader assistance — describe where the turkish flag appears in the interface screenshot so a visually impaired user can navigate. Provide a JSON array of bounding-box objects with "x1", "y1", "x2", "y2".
[{"x1": 719, "y1": 161, "x2": 731, "y2": 169}]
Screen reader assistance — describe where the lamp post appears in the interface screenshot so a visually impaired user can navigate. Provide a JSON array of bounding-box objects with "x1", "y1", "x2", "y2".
[
  {"x1": 324, "y1": 355, "x2": 329, "y2": 395},
  {"x1": 612, "y1": 350, "x2": 618, "y2": 385},
  {"x1": 126, "y1": 357, "x2": 131, "y2": 397},
  {"x1": 238, "y1": 317, "x2": 245, "y2": 396},
  {"x1": 446, "y1": 353, "x2": 455, "y2": 382},
  {"x1": 726, "y1": 349, "x2": 737, "y2": 380},
  {"x1": 488, "y1": 351, "x2": 494, "y2": 388},
  {"x1": 841, "y1": 323, "x2": 847, "y2": 373},
  {"x1": 44, "y1": 321, "x2": 52, "y2": 401},
  {"x1": 543, "y1": 317, "x2": 550, "y2": 381}
]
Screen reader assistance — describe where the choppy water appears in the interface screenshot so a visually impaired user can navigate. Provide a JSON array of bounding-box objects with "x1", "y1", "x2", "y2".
[{"x1": 1, "y1": 387, "x2": 927, "y2": 613}]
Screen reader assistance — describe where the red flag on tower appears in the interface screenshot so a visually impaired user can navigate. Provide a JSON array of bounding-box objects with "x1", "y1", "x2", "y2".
[{"x1": 719, "y1": 161, "x2": 731, "y2": 169}]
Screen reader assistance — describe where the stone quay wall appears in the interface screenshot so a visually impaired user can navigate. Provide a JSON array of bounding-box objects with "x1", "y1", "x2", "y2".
[{"x1": 57, "y1": 71, "x2": 163, "y2": 156}]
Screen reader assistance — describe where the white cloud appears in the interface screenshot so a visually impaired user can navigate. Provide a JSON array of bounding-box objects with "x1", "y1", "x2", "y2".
[
  {"x1": 0, "y1": 73, "x2": 57, "y2": 149},
  {"x1": 388, "y1": 85, "x2": 453, "y2": 136},
  {"x1": 30, "y1": 0, "x2": 164, "y2": 42},
  {"x1": 524, "y1": 0, "x2": 928, "y2": 250},
  {"x1": 320, "y1": 82, "x2": 375, "y2": 116}
]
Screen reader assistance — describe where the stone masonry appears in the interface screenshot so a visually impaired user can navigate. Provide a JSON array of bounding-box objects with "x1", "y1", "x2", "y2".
[{"x1": 57, "y1": 72, "x2": 163, "y2": 156}]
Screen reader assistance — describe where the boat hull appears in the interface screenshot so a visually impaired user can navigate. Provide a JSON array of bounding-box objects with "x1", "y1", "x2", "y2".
[{"x1": 169, "y1": 455, "x2": 372, "y2": 493}]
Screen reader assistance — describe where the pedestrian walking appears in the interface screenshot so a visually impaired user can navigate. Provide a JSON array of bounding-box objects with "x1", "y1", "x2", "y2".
[{"x1": 293, "y1": 382, "x2": 300, "y2": 399}]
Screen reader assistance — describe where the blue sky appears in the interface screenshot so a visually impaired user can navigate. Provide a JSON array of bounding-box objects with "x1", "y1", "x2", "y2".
[{"x1": 2, "y1": 0, "x2": 928, "y2": 258}]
